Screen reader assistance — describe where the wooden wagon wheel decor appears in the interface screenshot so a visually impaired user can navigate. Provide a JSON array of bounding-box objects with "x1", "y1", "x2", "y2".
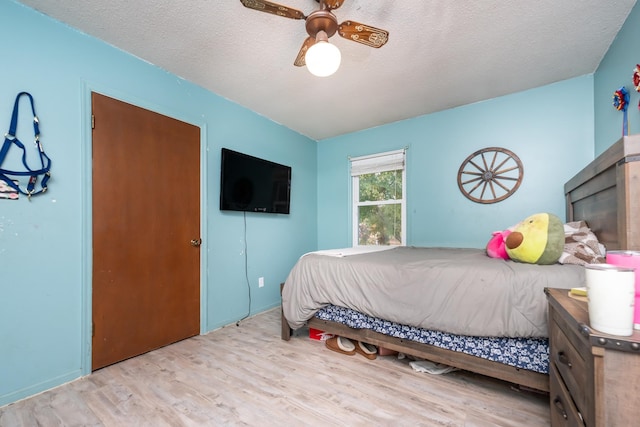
[{"x1": 457, "y1": 147, "x2": 523, "y2": 204}]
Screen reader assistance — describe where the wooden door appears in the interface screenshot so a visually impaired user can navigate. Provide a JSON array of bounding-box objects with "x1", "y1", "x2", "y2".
[{"x1": 91, "y1": 92, "x2": 201, "y2": 370}]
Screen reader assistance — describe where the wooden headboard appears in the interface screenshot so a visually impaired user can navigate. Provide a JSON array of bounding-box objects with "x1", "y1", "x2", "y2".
[{"x1": 565, "y1": 135, "x2": 640, "y2": 251}]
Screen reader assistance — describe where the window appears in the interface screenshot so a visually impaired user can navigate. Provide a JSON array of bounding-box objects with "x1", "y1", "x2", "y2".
[{"x1": 350, "y1": 149, "x2": 406, "y2": 246}]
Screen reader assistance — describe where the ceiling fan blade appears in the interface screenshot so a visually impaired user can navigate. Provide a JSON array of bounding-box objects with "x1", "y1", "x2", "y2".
[
  {"x1": 338, "y1": 20, "x2": 389, "y2": 48},
  {"x1": 294, "y1": 37, "x2": 316, "y2": 67},
  {"x1": 240, "y1": 0, "x2": 306, "y2": 20},
  {"x1": 323, "y1": 0, "x2": 345, "y2": 10}
]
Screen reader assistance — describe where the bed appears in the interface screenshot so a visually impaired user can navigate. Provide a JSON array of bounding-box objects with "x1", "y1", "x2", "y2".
[{"x1": 281, "y1": 135, "x2": 640, "y2": 392}]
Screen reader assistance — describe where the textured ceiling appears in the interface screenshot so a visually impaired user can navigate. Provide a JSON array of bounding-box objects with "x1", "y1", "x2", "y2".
[{"x1": 18, "y1": 0, "x2": 638, "y2": 140}]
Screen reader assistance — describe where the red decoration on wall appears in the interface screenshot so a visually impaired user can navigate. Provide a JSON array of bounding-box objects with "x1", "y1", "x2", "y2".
[{"x1": 633, "y1": 64, "x2": 640, "y2": 92}]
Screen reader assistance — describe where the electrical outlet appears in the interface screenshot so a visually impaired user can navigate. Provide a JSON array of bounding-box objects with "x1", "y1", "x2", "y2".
[{"x1": 258, "y1": 277, "x2": 264, "y2": 288}]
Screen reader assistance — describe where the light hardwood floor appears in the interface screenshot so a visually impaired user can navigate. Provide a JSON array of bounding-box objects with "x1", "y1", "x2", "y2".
[{"x1": 0, "y1": 308, "x2": 550, "y2": 426}]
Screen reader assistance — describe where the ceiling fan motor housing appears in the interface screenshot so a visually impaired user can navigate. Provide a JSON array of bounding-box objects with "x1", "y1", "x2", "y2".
[{"x1": 306, "y1": 10, "x2": 338, "y2": 38}]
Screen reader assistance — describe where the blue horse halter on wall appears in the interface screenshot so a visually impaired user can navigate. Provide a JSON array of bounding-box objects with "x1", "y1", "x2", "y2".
[{"x1": 0, "y1": 92, "x2": 51, "y2": 199}]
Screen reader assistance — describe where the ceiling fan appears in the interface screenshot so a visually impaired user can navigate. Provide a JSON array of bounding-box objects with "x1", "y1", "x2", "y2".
[{"x1": 239, "y1": 0, "x2": 389, "y2": 76}]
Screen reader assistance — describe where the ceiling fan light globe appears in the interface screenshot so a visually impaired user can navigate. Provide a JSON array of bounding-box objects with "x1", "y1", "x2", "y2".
[{"x1": 305, "y1": 41, "x2": 341, "y2": 77}]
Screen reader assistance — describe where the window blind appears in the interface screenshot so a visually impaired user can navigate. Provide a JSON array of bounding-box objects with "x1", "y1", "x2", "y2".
[{"x1": 350, "y1": 149, "x2": 405, "y2": 176}]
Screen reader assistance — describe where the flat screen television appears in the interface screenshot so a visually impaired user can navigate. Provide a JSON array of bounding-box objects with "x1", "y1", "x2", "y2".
[{"x1": 220, "y1": 148, "x2": 291, "y2": 214}]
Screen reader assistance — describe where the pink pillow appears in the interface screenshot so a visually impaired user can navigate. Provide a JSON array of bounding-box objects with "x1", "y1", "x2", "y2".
[{"x1": 486, "y1": 230, "x2": 512, "y2": 260}]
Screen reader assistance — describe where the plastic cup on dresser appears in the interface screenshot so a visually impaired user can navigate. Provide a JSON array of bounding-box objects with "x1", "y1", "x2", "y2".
[{"x1": 584, "y1": 263, "x2": 635, "y2": 336}]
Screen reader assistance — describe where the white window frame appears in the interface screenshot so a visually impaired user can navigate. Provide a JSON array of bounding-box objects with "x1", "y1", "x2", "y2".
[{"x1": 350, "y1": 149, "x2": 406, "y2": 247}]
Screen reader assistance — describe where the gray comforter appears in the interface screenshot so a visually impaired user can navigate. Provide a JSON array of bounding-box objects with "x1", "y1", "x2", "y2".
[{"x1": 282, "y1": 246, "x2": 585, "y2": 338}]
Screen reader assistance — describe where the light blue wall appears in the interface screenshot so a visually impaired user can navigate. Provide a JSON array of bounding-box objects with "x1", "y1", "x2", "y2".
[
  {"x1": 3, "y1": 0, "x2": 638, "y2": 409},
  {"x1": 594, "y1": 2, "x2": 640, "y2": 155},
  {"x1": 317, "y1": 76, "x2": 595, "y2": 249},
  {"x1": 0, "y1": 1, "x2": 317, "y2": 406}
]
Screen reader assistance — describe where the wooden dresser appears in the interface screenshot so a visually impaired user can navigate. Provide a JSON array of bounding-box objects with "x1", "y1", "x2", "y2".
[{"x1": 546, "y1": 288, "x2": 640, "y2": 426}]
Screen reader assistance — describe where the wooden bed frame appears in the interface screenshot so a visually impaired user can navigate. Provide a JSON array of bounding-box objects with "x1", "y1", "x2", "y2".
[
  {"x1": 565, "y1": 135, "x2": 640, "y2": 251},
  {"x1": 281, "y1": 135, "x2": 640, "y2": 393}
]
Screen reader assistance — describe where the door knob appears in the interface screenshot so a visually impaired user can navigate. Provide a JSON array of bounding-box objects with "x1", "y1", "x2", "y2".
[{"x1": 190, "y1": 238, "x2": 202, "y2": 247}]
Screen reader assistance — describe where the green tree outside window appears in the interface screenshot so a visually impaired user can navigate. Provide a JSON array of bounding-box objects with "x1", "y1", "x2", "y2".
[{"x1": 357, "y1": 170, "x2": 402, "y2": 245}]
